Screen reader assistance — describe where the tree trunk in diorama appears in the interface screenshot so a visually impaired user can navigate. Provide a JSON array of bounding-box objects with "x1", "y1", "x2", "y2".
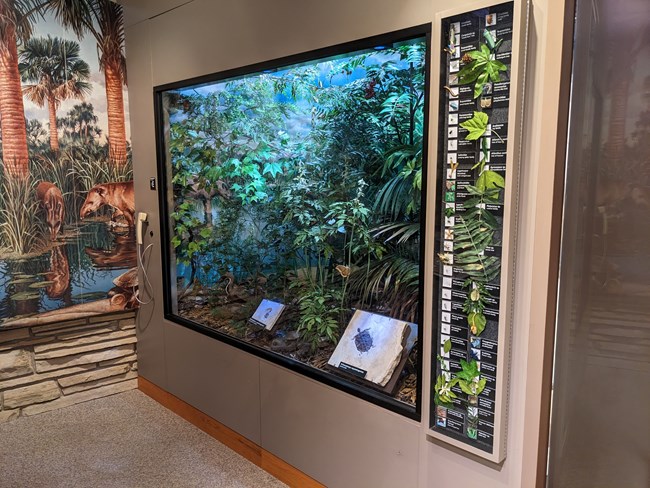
[
  {"x1": 47, "y1": 93, "x2": 59, "y2": 152},
  {"x1": 0, "y1": 0, "x2": 30, "y2": 179},
  {"x1": 104, "y1": 60, "x2": 127, "y2": 166}
]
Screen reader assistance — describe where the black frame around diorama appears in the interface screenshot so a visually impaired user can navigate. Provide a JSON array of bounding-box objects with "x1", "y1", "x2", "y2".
[{"x1": 153, "y1": 24, "x2": 432, "y2": 420}]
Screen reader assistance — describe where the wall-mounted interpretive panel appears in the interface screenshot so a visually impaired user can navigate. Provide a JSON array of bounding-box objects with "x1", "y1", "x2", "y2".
[{"x1": 428, "y1": 0, "x2": 527, "y2": 463}]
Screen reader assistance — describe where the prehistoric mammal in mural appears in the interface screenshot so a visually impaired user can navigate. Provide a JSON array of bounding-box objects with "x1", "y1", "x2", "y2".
[
  {"x1": 80, "y1": 181, "x2": 136, "y2": 226},
  {"x1": 0, "y1": 0, "x2": 135, "y2": 327},
  {"x1": 36, "y1": 181, "x2": 65, "y2": 241}
]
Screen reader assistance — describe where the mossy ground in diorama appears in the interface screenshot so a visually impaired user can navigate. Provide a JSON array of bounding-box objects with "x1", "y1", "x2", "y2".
[{"x1": 163, "y1": 37, "x2": 427, "y2": 405}]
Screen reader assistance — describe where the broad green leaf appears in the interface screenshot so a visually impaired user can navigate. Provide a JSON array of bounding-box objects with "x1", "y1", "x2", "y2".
[
  {"x1": 443, "y1": 339, "x2": 452, "y2": 354},
  {"x1": 477, "y1": 378, "x2": 487, "y2": 395},
  {"x1": 468, "y1": 312, "x2": 487, "y2": 335},
  {"x1": 476, "y1": 169, "x2": 505, "y2": 192},
  {"x1": 486, "y1": 59, "x2": 508, "y2": 82},
  {"x1": 458, "y1": 63, "x2": 482, "y2": 84},
  {"x1": 262, "y1": 162, "x2": 283, "y2": 178},
  {"x1": 460, "y1": 111, "x2": 489, "y2": 140},
  {"x1": 460, "y1": 359, "x2": 481, "y2": 379},
  {"x1": 474, "y1": 71, "x2": 490, "y2": 98},
  {"x1": 458, "y1": 380, "x2": 475, "y2": 395},
  {"x1": 457, "y1": 42, "x2": 508, "y2": 95}
]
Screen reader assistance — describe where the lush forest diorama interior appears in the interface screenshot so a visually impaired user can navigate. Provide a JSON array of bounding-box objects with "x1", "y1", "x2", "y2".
[
  {"x1": 0, "y1": 0, "x2": 136, "y2": 327},
  {"x1": 161, "y1": 35, "x2": 428, "y2": 405}
]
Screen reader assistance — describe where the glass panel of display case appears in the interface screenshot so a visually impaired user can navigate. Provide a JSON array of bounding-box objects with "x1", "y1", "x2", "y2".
[{"x1": 155, "y1": 26, "x2": 430, "y2": 415}]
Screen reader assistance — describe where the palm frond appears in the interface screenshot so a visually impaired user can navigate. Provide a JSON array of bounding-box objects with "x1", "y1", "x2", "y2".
[
  {"x1": 47, "y1": 0, "x2": 94, "y2": 38},
  {"x1": 374, "y1": 174, "x2": 414, "y2": 219},
  {"x1": 373, "y1": 221, "x2": 420, "y2": 244},
  {"x1": 348, "y1": 251, "x2": 421, "y2": 322},
  {"x1": 0, "y1": 0, "x2": 43, "y2": 44},
  {"x1": 380, "y1": 143, "x2": 421, "y2": 176},
  {"x1": 19, "y1": 35, "x2": 92, "y2": 106},
  {"x1": 22, "y1": 83, "x2": 48, "y2": 106},
  {"x1": 453, "y1": 213, "x2": 500, "y2": 282}
]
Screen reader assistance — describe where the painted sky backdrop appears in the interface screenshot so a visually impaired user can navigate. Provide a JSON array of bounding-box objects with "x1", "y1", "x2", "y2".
[
  {"x1": 23, "y1": 12, "x2": 131, "y2": 144},
  {"x1": 173, "y1": 49, "x2": 410, "y2": 140}
]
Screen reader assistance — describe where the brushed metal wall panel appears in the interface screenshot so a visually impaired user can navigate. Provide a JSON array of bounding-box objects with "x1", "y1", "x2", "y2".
[{"x1": 259, "y1": 361, "x2": 419, "y2": 488}]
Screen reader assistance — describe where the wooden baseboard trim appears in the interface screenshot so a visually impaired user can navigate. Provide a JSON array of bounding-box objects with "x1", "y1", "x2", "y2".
[{"x1": 138, "y1": 377, "x2": 325, "y2": 488}]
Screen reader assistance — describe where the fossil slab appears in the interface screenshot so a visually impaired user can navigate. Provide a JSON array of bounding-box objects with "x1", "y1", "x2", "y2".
[{"x1": 328, "y1": 310, "x2": 411, "y2": 387}]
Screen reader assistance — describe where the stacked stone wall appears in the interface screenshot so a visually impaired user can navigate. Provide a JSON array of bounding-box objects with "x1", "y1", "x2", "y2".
[{"x1": 0, "y1": 312, "x2": 137, "y2": 422}]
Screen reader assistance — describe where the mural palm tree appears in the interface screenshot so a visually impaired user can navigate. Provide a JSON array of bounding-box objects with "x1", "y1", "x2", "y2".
[
  {"x1": 26, "y1": 118, "x2": 47, "y2": 150},
  {"x1": 19, "y1": 36, "x2": 91, "y2": 152},
  {"x1": 67, "y1": 101, "x2": 99, "y2": 143},
  {"x1": 59, "y1": 102, "x2": 100, "y2": 143},
  {"x1": 48, "y1": 0, "x2": 128, "y2": 166},
  {"x1": 0, "y1": 0, "x2": 38, "y2": 179}
]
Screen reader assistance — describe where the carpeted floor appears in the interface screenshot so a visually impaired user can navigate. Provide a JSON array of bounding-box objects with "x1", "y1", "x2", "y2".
[{"x1": 0, "y1": 390, "x2": 287, "y2": 488}]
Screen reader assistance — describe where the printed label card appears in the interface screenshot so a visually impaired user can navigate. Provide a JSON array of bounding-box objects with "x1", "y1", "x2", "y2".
[{"x1": 250, "y1": 299, "x2": 286, "y2": 330}]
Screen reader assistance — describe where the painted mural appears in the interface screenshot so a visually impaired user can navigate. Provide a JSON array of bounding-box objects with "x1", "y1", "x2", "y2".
[{"x1": 0, "y1": 0, "x2": 136, "y2": 328}]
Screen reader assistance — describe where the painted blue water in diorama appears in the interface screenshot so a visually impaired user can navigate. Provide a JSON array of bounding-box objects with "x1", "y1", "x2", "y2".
[{"x1": 0, "y1": 221, "x2": 135, "y2": 322}]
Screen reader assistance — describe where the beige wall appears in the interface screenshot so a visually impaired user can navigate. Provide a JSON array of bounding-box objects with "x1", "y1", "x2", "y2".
[{"x1": 123, "y1": 0, "x2": 569, "y2": 486}]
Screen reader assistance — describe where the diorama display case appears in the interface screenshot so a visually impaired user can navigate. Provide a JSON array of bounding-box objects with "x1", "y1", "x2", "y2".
[
  {"x1": 426, "y1": 0, "x2": 528, "y2": 463},
  {"x1": 154, "y1": 25, "x2": 432, "y2": 419}
]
